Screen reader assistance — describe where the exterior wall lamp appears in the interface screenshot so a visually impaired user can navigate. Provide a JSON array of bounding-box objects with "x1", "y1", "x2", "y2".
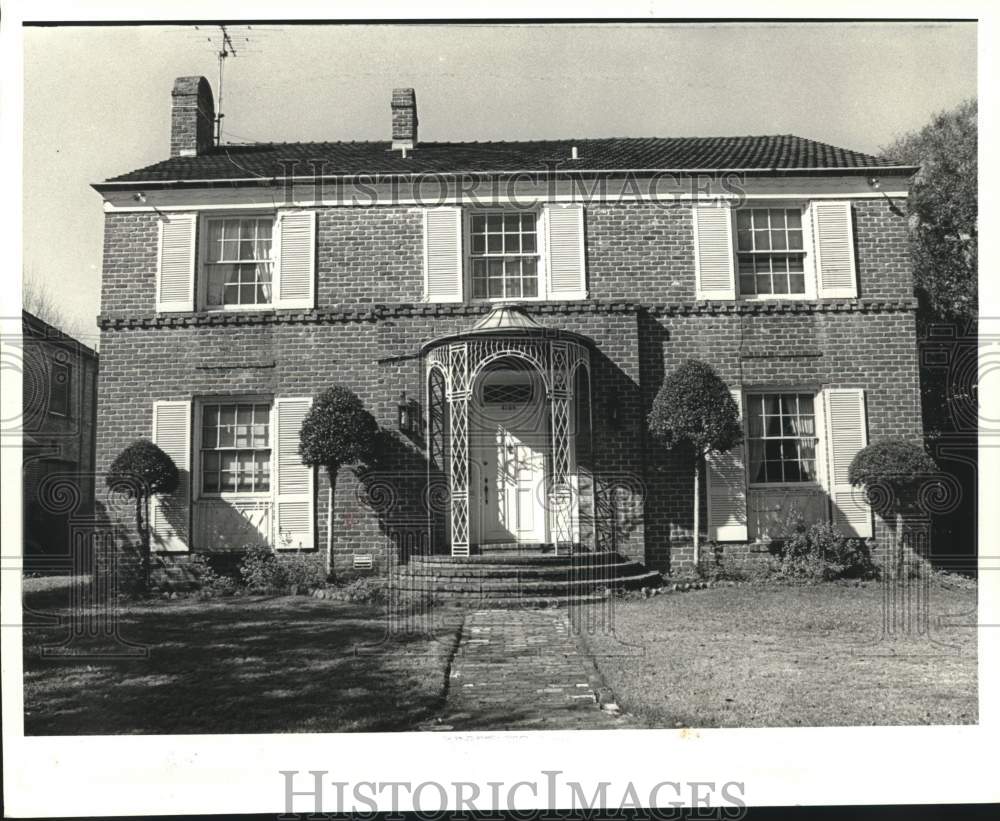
[{"x1": 397, "y1": 390, "x2": 417, "y2": 435}]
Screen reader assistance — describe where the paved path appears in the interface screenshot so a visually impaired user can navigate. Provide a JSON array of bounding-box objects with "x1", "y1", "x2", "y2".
[{"x1": 428, "y1": 609, "x2": 632, "y2": 731}]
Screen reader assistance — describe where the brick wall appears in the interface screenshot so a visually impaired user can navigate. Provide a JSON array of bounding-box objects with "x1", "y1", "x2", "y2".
[
  {"x1": 98, "y1": 197, "x2": 913, "y2": 317},
  {"x1": 96, "y1": 191, "x2": 920, "y2": 576}
]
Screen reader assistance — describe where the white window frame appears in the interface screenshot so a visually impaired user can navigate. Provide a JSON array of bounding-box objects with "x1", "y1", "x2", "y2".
[
  {"x1": 465, "y1": 207, "x2": 548, "y2": 302},
  {"x1": 733, "y1": 202, "x2": 817, "y2": 301},
  {"x1": 193, "y1": 396, "x2": 274, "y2": 502},
  {"x1": 744, "y1": 388, "x2": 825, "y2": 490},
  {"x1": 197, "y1": 212, "x2": 277, "y2": 312}
]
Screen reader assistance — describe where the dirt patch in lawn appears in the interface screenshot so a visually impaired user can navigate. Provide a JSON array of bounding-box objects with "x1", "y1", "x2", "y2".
[
  {"x1": 23, "y1": 595, "x2": 462, "y2": 735},
  {"x1": 583, "y1": 581, "x2": 977, "y2": 728}
]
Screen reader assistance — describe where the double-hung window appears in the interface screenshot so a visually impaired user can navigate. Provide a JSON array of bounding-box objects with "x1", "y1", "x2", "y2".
[
  {"x1": 469, "y1": 211, "x2": 540, "y2": 299},
  {"x1": 204, "y1": 217, "x2": 274, "y2": 308},
  {"x1": 200, "y1": 402, "x2": 272, "y2": 494},
  {"x1": 736, "y1": 207, "x2": 807, "y2": 297},
  {"x1": 746, "y1": 392, "x2": 818, "y2": 484}
]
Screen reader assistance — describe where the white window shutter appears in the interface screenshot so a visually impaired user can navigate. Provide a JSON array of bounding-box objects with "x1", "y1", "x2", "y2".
[
  {"x1": 707, "y1": 388, "x2": 748, "y2": 541},
  {"x1": 274, "y1": 397, "x2": 315, "y2": 550},
  {"x1": 275, "y1": 210, "x2": 316, "y2": 309},
  {"x1": 693, "y1": 205, "x2": 736, "y2": 300},
  {"x1": 423, "y1": 207, "x2": 463, "y2": 302},
  {"x1": 151, "y1": 400, "x2": 191, "y2": 552},
  {"x1": 823, "y1": 388, "x2": 872, "y2": 537},
  {"x1": 812, "y1": 201, "x2": 858, "y2": 298},
  {"x1": 156, "y1": 214, "x2": 196, "y2": 312},
  {"x1": 544, "y1": 204, "x2": 587, "y2": 300}
]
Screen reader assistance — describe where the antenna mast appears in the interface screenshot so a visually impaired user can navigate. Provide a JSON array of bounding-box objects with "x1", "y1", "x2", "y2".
[{"x1": 214, "y1": 25, "x2": 237, "y2": 147}]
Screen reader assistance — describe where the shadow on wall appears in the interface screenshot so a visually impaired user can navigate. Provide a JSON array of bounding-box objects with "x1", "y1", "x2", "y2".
[{"x1": 355, "y1": 430, "x2": 442, "y2": 565}]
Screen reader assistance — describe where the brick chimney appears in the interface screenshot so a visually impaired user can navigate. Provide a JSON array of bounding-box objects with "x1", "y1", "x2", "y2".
[
  {"x1": 171, "y1": 76, "x2": 215, "y2": 157},
  {"x1": 391, "y1": 88, "x2": 418, "y2": 151}
]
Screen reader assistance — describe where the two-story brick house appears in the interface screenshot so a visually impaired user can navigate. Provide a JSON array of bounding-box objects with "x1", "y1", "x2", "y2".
[{"x1": 92, "y1": 76, "x2": 921, "y2": 582}]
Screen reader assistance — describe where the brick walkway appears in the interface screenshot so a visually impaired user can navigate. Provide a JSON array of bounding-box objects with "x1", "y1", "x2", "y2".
[{"x1": 427, "y1": 608, "x2": 632, "y2": 731}]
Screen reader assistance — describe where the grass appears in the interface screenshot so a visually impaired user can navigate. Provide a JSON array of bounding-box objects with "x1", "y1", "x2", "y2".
[
  {"x1": 23, "y1": 595, "x2": 461, "y2": 735},
  {"x1": 583, "y1": 580, "x2": 977, "y2": 728}
]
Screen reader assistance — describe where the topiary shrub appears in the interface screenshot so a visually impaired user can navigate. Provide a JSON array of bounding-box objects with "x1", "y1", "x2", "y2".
[
  {"x1": 849, "y1": 438, "x2": 938, "y2": 578},
  {"x1": 105, "y1": 439, "x2": 180, "y2": 592},
  {"x1": 298, "y1": 387, "x2": 380, "y2": 572},
  {"x1": 647, "y1": 359, "x2": 742, "y2": 566}
]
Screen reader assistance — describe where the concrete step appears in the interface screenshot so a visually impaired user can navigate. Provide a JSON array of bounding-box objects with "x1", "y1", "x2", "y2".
[
  {"x1": 398, "y1": 559, "x2": 648, "y2": 581},
  {"x1": 406, "y1": 550, "x2": 625, "y2": 566},
  {"x1": 395, "y1": 570, "x2": 663, "y2": 598}
]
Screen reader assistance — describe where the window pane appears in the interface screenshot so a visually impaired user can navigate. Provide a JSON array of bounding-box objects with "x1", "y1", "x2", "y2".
[
  {"x1": 487, "y1": 234, "x2": 502, "y2": 253},
  {"x1": 522, "y1": 277, "x2": 538, "y2": 298},
  {"x1": 786, "y1": 209, "x2": 802, "y2": 229},
  {"x1": 472, "y1": 234, "x2": 485, "y2": 254},
  {"x1": 521, "y1": 232, "x2": 536, "y2": 253},
  {"x1": 771, "y1": 231, "x2": 787, "y2": 251},
  {"x1": 772, "y1": 274, "x2": 789, "y2": 294},
  {"x1": 202, "y1": 426, "x2": 217, "y2": 448},
  {"x1": 207, "y1": 266, "x2": 227, "y2": 305},
  {"x1": 736, "y1": 210, "x2": 752, "y2": 230},
  {"x1": 203, "y1": 472, "x2": 219, "y2": 492},
  {"x1": 756, "y1": 274, "x2": 772, "y2": 295},
  {"x1": 769, "y1": 209, "x2": 786, "y2": 228},
  {"x1": 748, "y1": 441, "x2": 765, "y2": 482},
  {"x1": 754, "y1": 230, "x2": 771, "y2": 251},
  {"x1": 788, "y1": 229, "x2": 803, "y2": 251},
  {"x1": 471, "y1": 214, "x2": 486, "y2": 232},
  {"x1": 739, "y1": 274, "x2": 756, "y2": 295},
  {"x1": 789, "y1": 274, "x2": 806, "y2": 294}
]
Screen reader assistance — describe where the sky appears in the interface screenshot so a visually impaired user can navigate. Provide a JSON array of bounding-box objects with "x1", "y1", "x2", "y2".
[{"x1": 21, "y1": 22, "x2": 977, "y2": 345}]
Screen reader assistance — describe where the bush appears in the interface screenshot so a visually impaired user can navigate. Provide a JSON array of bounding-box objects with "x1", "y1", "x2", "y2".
[
  {"x1": 188, "y1": 555, "x2": 239, "y2": 598},
  {"x1": 238, "y1": 545, "x2": 326, "y2": 594},
  {"x1": 777, "y1": 520, "x2": 876, "y2": 581},
  {"x1": 324, "y1": 576, "x2": 389, "y2": 604}
]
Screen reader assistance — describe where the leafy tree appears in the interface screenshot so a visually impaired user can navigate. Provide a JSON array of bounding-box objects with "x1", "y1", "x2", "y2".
[
  {"x1": 881, "y1": 99, "x2": 977, "y2": 439},
  {"x1": 648, "y1": 359, "x2": 742, "y2": 566},
  {"x1": 106, "y1": 439, "x2": 179, "y2": 591},
  {"x1": 299, "y1": 387, "x2": 380, "y2": 568},
  {"x1": 849, "y1": 438, "x2": 937, "y2": 578},
  {"x1": 881, "y1": 98, "x2": 977, "y2": 324}
]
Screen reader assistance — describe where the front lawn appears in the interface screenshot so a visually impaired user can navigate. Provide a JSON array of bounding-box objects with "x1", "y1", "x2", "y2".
[
  {"x1": 23, "y1": 595, "x2": 461, "y2": 735},
  {"x1": 584, "y1": 581, "x2": 977, "y2": 727}
]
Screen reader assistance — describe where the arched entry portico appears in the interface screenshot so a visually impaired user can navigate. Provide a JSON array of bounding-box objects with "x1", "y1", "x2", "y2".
[{"x1": 422, "y1": 307, "x2": 594, "y2": 556}]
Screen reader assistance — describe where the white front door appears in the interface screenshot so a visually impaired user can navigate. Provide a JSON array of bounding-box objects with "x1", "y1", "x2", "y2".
[
  {"x1": 470, "y1": 364, "x2": 548, "y2": 544},
  {"x1": 488, "y1": 427, "x2": 546, "y2": 542}
]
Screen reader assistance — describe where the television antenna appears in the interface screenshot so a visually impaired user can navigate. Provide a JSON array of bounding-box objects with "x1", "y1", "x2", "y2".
[{"x1": 211, "y1": 25, "x2": 237, "y2": 147}]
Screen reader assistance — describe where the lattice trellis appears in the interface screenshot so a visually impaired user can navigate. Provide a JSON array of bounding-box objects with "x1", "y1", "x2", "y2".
[{"x1": 426, "y1": 335, "x2": 590, "y2": 556}]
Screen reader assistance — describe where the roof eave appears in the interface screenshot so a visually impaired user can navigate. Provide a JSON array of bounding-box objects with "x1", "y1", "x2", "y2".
[{"x1": 93, "y1": 165, "x2": 920, "y2": 191}]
